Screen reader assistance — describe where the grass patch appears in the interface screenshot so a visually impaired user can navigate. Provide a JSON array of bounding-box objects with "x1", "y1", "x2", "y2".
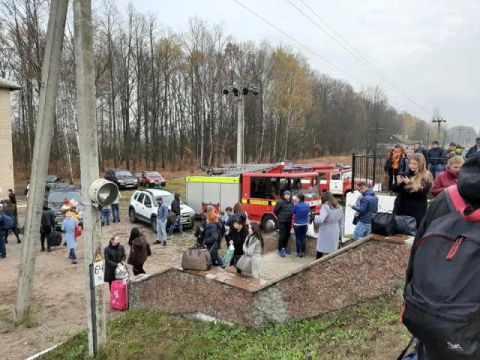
[{"x1": 41, "y1": 295, "x2": 409, "y2": 360}]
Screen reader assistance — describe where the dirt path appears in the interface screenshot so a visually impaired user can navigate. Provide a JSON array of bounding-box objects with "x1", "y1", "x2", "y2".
[{"x1": 0, "y1": 204, "x2": 196, "y2": 360}]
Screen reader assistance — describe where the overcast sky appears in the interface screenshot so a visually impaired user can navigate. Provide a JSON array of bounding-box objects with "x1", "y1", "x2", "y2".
[{"x1": 115, "y1": 0, "x2": 480, "y2": 132}]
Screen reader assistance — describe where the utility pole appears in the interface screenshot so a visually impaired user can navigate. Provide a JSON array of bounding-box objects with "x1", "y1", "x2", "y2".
[
  {"x1": 237, "y1": 97, "x2": 245, "y2": 165},
  {"x1": 371, "y1": 120, "x2": 383, "y2": 188},
  {"x1": 73, "y1": 0, "x2": 106, "y2": 355},
  {"x1": 432, "y1": 116, "x2": 446, "y2": 144},
  {"x1": 14, "y1": 0, "x2": 68, "y2": 324},
  {"x1": 222, "y1": 85, "x2": 258, "y2": 166}
]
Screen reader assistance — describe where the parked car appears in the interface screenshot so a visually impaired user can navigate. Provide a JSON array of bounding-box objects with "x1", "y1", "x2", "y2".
[
  {"x1": 45, "y1": 175, "x2": 63, "y2": 192},
  {"x1": 136, "y1": 171, "x2": 166, "y2": 187},
  {"x1": 104, "y1": 169, "x2": 138, "y2": 190},
  {"x1": 128, "y1": 189, "x2": 195, "y2": 233},
  {"x1": 47, "y1": 188, "x2": 83, "y2": 230}
]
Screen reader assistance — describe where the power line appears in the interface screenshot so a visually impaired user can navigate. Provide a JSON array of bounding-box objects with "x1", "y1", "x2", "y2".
[
  {"x1": 290, "y1": 0, "x2": 429, "y2": 115},
  {"x1": 232, "y1": 0, "x2": 365, "y2": 86}
]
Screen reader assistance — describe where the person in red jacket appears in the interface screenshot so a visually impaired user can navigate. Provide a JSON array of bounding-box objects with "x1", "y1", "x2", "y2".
[{"x1": 431, "y1": 155, "x2": 464, "y2": 197}]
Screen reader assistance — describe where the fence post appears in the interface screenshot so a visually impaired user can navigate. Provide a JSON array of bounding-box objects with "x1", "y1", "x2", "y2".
[{"x1": 351, "y1": 153, "x2": 356, "y2": 193}]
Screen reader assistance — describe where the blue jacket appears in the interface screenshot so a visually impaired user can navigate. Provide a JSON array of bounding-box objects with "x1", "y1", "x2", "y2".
[
  {"x1": 157, "y1": 203, "x2": 169, "y2": 221},
  {"x1": 293, "y1": 201, "x2": 310, "y2": 225},
  {"x1": 0, "y1": 213, "x2": 15, "y2": 231},
  {"x1": 352, "y1": 189, "x2": 378, "y2": 224}
]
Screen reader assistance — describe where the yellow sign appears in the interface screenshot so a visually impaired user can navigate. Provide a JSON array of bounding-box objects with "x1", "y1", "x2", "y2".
[
  {"x1": 186, "y1": 176, "x2": 240, "y2": 184},
  {"x1": 94, "y1": 250, "x2": 103, "y2": 262}
]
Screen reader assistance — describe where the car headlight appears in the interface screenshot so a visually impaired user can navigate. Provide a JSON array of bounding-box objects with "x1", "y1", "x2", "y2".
[
  {"x1": 118, "y1": 180, "x2": 125, "y2": 184},
  {"x1": 190, "y1": 210, "x2": 195, "y2": 216}
]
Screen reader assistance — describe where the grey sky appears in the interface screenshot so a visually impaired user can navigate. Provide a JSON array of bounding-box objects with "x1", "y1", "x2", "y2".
[{"x1": 114, "y1": 0, "x2": 480, "y2": 132}]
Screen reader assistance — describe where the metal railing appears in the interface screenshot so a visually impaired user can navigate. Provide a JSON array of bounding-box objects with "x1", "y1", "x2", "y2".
[{"x1": 351, "y1": 153, "x2": 386, "y2": 192}]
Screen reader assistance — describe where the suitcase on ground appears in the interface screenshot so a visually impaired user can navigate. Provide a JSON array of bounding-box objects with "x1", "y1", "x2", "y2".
[
  {"x1": 181, "y1": 245, "x2": 212, "y2": 271},
  {"x1": 50, "y1": 230, "x2": 62, "y2": 247},
  {"x1": 110, "y1": 280, "x2": 128, "y2": 311}
]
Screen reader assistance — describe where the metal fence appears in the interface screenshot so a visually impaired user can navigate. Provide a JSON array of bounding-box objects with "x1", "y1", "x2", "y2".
[{"x1": 351, "y1": 153, "x2": 386, "y2": 192}]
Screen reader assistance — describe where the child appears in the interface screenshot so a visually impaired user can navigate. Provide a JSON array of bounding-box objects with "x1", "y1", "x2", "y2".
[
  {"x1": 101, "y1": 205, "x2": 112, "y2": 226},
  {"x1": 62, "y1": 211, "x2": 78, "y2": 264}
]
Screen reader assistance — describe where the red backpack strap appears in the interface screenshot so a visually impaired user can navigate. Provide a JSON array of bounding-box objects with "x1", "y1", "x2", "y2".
[{"x1": 447, "y1": 185, "x2": 480, "y2": 222}]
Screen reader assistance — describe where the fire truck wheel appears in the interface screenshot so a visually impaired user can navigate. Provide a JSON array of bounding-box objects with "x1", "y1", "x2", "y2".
[{"x1": 261, "y1": 215, "x2": 277, "y2": 232}]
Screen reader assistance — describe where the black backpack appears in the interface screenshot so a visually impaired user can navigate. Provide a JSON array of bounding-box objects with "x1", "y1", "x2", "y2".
[{"x1": 402, "y1": 185, "x2": 480, "y2": 360}]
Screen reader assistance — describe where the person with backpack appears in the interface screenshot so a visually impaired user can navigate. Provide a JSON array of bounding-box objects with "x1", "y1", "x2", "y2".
[
  {"x1": 62, "y1": 211, "x2": 78, "y2": 264},
  {"x1": 40, "y1": 205, "x2": 56, "y2": 252},
  {"x1": 127, "y1": 227, "x2": 151, "y2": 276},
  {"x1": 393, "y1": 153, "x2": 433, "y2": 228},
  {"x1": 274, "y1": 190, "x2": 294, "y2": 257},
  {"x1": 203, "y1": 212, "x2": 224, "y2": 267},
  {"x1": 400, "y1": 155, "x2": 480, "y2": 360}
]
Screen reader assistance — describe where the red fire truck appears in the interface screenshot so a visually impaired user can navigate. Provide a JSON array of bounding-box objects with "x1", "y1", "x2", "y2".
[{"x1": 186, "y1": 168, "x2": 320, "y2": 231}]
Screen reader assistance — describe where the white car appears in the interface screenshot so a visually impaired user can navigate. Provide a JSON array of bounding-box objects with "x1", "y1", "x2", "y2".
[{"x1": 128, "y1": 189, "x2": 195, "y2": 233}]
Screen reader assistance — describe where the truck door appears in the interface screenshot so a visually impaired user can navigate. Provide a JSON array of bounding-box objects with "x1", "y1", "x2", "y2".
[{"x1": 330, "y1": 173, "x2": 343, "y2": 195}]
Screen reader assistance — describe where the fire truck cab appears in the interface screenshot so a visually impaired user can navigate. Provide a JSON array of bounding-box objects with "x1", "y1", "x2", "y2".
[{"x1": 186, "y1": 170, "x2": 320, "y2": 232}]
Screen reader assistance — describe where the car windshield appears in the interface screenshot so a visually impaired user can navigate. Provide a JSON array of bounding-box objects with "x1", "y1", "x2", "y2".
[
  {"x1": 145, "y1": 172, "x2": 161, "y2": 177},
  {"x1": 46, "y1": 175, "x2": 59, "y2": 182},
  {"x1": 156, "y1": 194, "x2": 174, "y2": 206},
  {"x1": 302, "y1": 187, "x2": 320, "y2": 200},
  {"x1": 115, "y1": 170, "x2": 132, "y2": 177},
  {"x1": 48, "y1": 191, "x2": 82, "y2": 205}
]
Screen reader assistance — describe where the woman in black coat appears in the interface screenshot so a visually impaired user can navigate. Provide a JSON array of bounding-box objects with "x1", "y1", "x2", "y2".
[
  {"x1": 226, "y1": 217, "x2": 249, "y2": 268},
  {"x1": 104, "y1": 235, "x2": 126, "y2": 289},
  {"x1": 393, "y1": 153, "x2": 433, "y2": 228}
]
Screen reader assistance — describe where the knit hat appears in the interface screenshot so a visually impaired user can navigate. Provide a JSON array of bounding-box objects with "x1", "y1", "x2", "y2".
[
  {"x1": 458, "y1": 155, "x2": 480, "y2": 205},
  {"x1": 283, "y1": 190, "x2": 291, "y2": 197}
]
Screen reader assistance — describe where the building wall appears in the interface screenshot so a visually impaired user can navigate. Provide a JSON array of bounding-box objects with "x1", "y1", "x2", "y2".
[{"x1": 0, "y1": 89, "x2": 15, "y2": 198}]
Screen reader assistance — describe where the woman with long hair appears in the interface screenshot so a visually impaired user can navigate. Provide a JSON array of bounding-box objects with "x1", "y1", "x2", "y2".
[
  {"x1": 238, "y1": 222, "x2": 263, "y2": 278},
  {"x1": 104, "y1": 235, "x2": 126, "y2": 289},
  {"x1": 393, "y1": 153, "x2": 433, "y2": 227},
  {"x1": 314, "y1": 191, "x2": 344, "y2": 259},
  {"x1": 127, "y1": 227, "x2": 151, "y2": 276}
]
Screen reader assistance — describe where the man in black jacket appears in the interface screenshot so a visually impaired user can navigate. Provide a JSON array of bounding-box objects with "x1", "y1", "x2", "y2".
[
  {"x1": 427, "y1": 141, "x2": 446, "y2": 179},
  {"x1": 40, "y1": 205, "x2": 56, "y2": 252},
  {"x1": 414, "y1": 142, "x2": 428, "y2": 163},
  {"x1": 274, "y1": 190, "x2": 294, "y2": 257},
  {"x1": 168, "y1": 193, "x2": 183, "y2": 237}
]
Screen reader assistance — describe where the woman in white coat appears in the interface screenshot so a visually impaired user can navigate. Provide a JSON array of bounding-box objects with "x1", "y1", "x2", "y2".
[
  {"x1": 239, "y1": 222, "x2": 263, "y2": 278},
  {"x1": 315, "y1": 191, "x2": 344, "y2": 259}
]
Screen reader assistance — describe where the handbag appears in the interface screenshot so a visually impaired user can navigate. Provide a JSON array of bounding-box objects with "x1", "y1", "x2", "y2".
[
  {"x1": 393, "y1": 215, "x2": 417, "y2": 236},
  {"x1": 235, "y1": 255, "x2": 251, "y2": 272},
  {"x1": 115, "y1": 262, "x2": 129, "y2": 280},
  {"x1": 372, "y1": 212, "x2": 395, "y2": 236},
  {"x1": 352, "y1": 214, "x2": 359, "y2": 225},
  {"x1": 223, "y1": 244, "x2": 235, "y2": 267},
  {"x1": 181, "y1": 242, "x2": 212, "y2": 271}
]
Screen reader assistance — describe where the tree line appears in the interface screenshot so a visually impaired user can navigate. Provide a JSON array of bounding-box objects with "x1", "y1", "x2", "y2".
[{"x1": 1, "y1": 0, "x2": 461, "y2": 181}]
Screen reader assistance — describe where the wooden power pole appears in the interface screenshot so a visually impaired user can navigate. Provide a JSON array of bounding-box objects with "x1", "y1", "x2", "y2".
[
  {"x1": 73, "y1": 0, "x2": 106, "y2": 355},
  {"x1": 15, "y1": 0, "x2": 68, "y2": 324}
]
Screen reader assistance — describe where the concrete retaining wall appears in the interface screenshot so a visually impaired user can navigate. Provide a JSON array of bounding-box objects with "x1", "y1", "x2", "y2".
[{"x1": 129, "y1": 236, "x2": 410, "y2": 327}]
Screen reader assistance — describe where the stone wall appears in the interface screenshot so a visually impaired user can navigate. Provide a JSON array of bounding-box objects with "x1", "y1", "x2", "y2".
[
  {"x1": 0, "y1": 89, "x2": 14, "y2": 197},
  {"x1": 129, "y1": 237, "x2": 410, "y2": 327}
]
